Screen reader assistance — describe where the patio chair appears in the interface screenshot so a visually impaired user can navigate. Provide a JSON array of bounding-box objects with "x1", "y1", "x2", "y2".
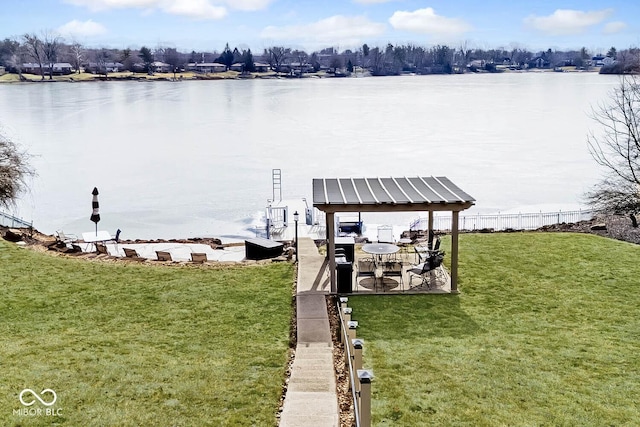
[
  {"x1": 95, "y1": 242, "x2": 109, "y2": 255},
  {"x1": 123, "y1": 248, "x2": 144, "y2": 260},
  {"x1": 112, "y1": 228, "x2": 121, "y2": 243},
  {"x1": 414, "y1": 236, "x2": 441, "y2": 263},
  {"x1": 191, "y1": 252, "x2": 208, "y2": 263},
  {"x1": 55, "y1": 230, "x2": 78, "y2": 245},
  {"x1": 407, "y1": 250, "x2": 445, "y2": 289},
  {"x1": 382, "y1": 260, "x2": 404, "y2": 290},
  {"x1": 377, "y1": 225, "x2": 394, "y2": 243},
  {"x1": 155, "y1": 250, "x2": 172, "y2": 261},
  {"x1": 432, "y1": 236, "x2": 441, "y2": 251},
  {"x1": 356, "y1": 258, "x2": 376, "y2": 291}
]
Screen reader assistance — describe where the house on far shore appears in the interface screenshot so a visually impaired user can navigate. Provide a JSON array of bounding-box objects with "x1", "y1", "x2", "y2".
[
  {"x1": 528, "y1": 57, "x2": 550, "y2": 69},
  {"x1": 229, "y1": 63, "x2": 244, "y2": 72},
  {"x1": 591, "y1": 55, "x2": 615, "y2": 67},
  {"x1": 151, "y1": 61, "x2": 171, "y2": 73},
  {"x1": 0, "y1": 66, "x2": 5, "y2": 75},
  {"x1": 187, "y1": 62, "x2": 227, "y2": 73},
  {"x1": 52, "y1": 63, "x2": 73, "y2": 74},
  {"x1": 22, "y1": 62, "x2": 74, "y2": 75},
  {"x1": 84, "y1": 62, "x2": 125, "y2": 73},
  {"x1": 229, "y1": 62, "x2": 272, "y2": 72},
  {"x1": 254, "y1": 62, "x2": 270, "y2": 72}
]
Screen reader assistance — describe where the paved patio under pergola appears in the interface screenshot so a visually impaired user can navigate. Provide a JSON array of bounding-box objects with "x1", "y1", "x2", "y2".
[
  {"x1": 313, "y1": 176, "x2": 475, "y2": 294},
  {"x1": 350, "y1": 244, "x2": 451, "y2": 294}
]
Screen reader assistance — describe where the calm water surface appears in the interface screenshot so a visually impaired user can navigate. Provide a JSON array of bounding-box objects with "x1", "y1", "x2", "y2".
[{"x1": 0, "y1": 73, "x2": 620, "y2": 239}]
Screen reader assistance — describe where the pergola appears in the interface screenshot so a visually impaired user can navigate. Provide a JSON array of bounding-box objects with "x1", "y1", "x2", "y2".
[{"x1": 313, "y1": 176, "x2": 475, "y2": 293}]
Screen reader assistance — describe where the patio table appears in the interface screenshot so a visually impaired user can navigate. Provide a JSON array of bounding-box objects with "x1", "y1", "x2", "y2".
[
  {"x1": 362, "y1": 243, "x2": 400, "y2": 264},
  {"x1": 82, "y1": 230, "x2": 112, "y2": 251}
]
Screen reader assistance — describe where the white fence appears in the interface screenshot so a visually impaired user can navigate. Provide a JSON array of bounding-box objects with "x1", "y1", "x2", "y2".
[
  {"x1": 265, "y1": 208, "x2": 594, "y2": 238},
  {"x1": 410, "y1": 209, "x2": 595, "y2": 232}
]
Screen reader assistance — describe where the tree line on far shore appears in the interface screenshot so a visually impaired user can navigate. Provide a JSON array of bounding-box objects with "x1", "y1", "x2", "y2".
[{"x1": 1, "y1": 32, "x2": 639, "y2": 80}]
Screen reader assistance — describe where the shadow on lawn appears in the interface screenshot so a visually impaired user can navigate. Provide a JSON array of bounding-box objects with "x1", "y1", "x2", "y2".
[{"x1": 349, "y1": 294, "x2": 482, "y2": 340}]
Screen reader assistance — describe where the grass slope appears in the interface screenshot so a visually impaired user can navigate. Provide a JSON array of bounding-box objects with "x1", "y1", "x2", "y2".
[
  {"x1": 349, "y1": 232, "x2": 640, "y2": 426},
  {"x1": 0, "y1": 242, "x2": 293, "y2": 426}
]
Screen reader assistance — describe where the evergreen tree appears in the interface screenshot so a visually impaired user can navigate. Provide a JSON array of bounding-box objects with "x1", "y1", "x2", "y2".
[
  {"x1": 215, "y1": 43, "x2": 234, "y2": 68},
  {"x1": 138, "y1": 46, "x2": 154, "y2": 73},
  {"x1": 242, "y1": 49, "x2": 255, "y2": 72}
]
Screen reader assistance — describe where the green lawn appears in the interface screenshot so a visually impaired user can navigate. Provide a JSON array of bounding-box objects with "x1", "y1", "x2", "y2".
[
  {"x1": 348, "y1": 232, "x2": 640, "y2": 426},
  {"x1": 0, "y1": 241, "x2": 294, "y2": 426}
]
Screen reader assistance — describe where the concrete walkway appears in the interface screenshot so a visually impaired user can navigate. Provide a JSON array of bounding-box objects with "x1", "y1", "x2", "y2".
[{"x1": 279, "y1": 238, "x2": 339, "y2": 427}]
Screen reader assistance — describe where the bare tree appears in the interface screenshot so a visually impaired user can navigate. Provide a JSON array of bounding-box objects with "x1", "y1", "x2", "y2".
[
  {"x1": 370, "y1": 47, "x2": 384, "y2": 75},
  {"x1": 1, "y1": 38, "x2": 25, "y2": 80},
  {"x1": 587, "y1": 75, "x2": 640, "y2": 217},
  {"x1": 458, "y1": 40, "x2": 472, "y2": 66},
  {"x1": 153, "y1": 47, "x2": 165, "y2": 63},
  {"x1": 7, "y1": 50, "x2": 25, "y2": 80},
  {"x1": 0, "y1": 38, "x2": 19, "y2": 67},
  {"x1": 22, "y1": 33, "x2": 45, "y2": 80},
  {"x1": 95, "y1": 48, "x2": 112, "y2": 77},
  {"x1": 266, "y1": 46, "x2": 288, "y2": 74},
  {"x1": 70, "y1": 41, "x2": 84, "y2": 74},
  {"x1": 164, "y1": 48, "x2": 183, "y2": 80},
  {"x1": 0, "y1": 132, "x2": 35, "y2": 209},
  {"x1": 43, "y1": 32, "x2": 63, "y2": 79},
  {"x1": 329, "y1": 56, "x2": 342, "y2": 74},
  {"x1": 361, "y1": 43, "x2": 369, "y2": 69},
  {"x1": 291, "y1": 49, "x2": 308, "y2": 76},
  {"x1": 120, "y1": 48, "x2": 135, "y2": 72},
  {"x1": 618, "y1": 48, "x2": 640, "y2": 73}
]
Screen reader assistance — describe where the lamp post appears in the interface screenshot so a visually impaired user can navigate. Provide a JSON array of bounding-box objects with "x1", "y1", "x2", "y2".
[{"x1": 293, "y1": 211, "x2": 299, "y2": 262}]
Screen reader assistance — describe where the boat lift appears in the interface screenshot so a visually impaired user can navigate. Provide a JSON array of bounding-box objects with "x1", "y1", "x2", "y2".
[{"x1": 263, "y1": 169, "x2": 323, "y2": 240}]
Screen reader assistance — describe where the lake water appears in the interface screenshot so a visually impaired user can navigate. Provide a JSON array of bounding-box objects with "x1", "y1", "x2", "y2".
[{"x1": 0, "y1": 72, "x2": 620, "y2": 240}]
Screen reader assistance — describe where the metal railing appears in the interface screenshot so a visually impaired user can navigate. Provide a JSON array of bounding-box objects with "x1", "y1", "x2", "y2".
[
  {"x1": 337, "y1": 297, "x2": 373, "y2": 427},
  {"x1": 305, "y1": 209, "x2": 592, "y2": 238},
  {"x1": 0, "y1": 211, "x2": 32, "y2": 229},
  {"x1": 410, "y1": 209, "x2": 594, "y2": 232}
]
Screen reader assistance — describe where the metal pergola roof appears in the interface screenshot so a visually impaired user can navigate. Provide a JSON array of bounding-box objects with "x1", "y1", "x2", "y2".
[
  {"x1": 312, "y1": 176, "x2": 475, "y2": 294},
  {"x1": 313, "y1": 176, "x2": 475, "y2": 212}
]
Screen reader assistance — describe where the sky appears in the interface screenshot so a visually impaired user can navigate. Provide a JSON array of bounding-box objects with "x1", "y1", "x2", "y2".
[{"x1": 1, "y1": 0, "x2": 638, "y2": 54}]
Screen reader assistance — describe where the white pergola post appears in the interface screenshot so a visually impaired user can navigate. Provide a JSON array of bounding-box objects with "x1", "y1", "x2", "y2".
[
  {"x1": 327, "y1": 212, "x2": 336, "y2": 293},
  {"x1": 451, "y1": 210, "x2": 460, "y2": 293},
  {"x1": 428, "y1": 210, "x2": 434, "y2": 245}
]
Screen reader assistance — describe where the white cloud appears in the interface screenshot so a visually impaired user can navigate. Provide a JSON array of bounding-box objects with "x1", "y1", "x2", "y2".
[
  {"x1": 64, "y1": 0, "x2": 158, "y2": 11},
  {"x1": 353, "y1": 0, "x2": 395, "y2": 4},
  {"x1": 57, "y1": 19, "x2": 108, "y2": 37},
  {"x1": 603, "y1": 21, "x2": 627, "y2": 34},
  {"x1": 523, "y1": 9, "x2": 613, "y2": 36},
  {"x1": 261, "y1": 15, "x2": 386, "y2": 50},
  {"x1": 63, "y1": 0, "x2": 234, "y2": 19},
  {"x1": 388, "y1": 8, "x2": 471, "y2": 37},
  {"x1": 162, "y1": 0, "x2": 227, "y2": 19},
  {"x1": 222, "y1": 0, "x2": 274, "y2": 11}
]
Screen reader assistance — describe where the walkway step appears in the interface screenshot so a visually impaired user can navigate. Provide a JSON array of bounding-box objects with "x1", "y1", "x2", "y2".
[
  {"x1": 279, "y1": 238, "x2": 338, "y2": 427},
  {"x1": 296, "y1": 294, "x2": 331, "y2": 344},
  {"x1": 280, "y1": 392, "x2": 339, "y2": 426}
]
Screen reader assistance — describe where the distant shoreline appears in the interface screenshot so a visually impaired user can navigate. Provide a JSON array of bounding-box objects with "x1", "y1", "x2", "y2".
[{"x1": 0, "y1": 66, "x2": 607, "y2": 84}]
